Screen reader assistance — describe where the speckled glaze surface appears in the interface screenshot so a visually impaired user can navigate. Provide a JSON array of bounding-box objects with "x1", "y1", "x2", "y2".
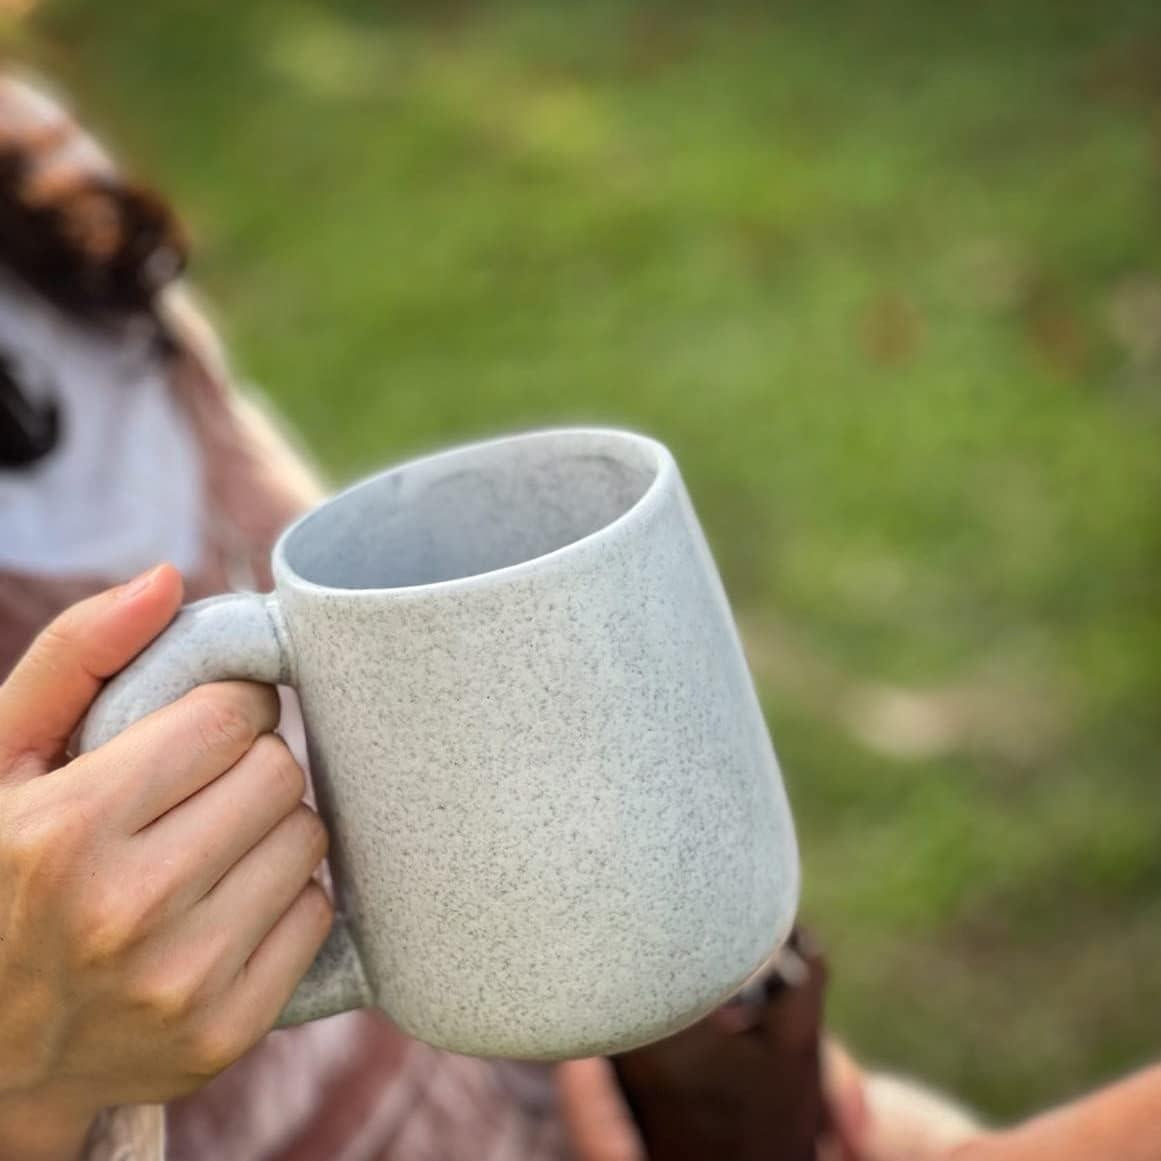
[{"x1": 82, "y1": 429, "x2": 799, "y2": 1059}]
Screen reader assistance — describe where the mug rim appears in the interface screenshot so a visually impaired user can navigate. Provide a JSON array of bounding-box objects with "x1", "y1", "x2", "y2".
[{"x1": 272, "y1": 426, "x2": 677, "y2": 599}]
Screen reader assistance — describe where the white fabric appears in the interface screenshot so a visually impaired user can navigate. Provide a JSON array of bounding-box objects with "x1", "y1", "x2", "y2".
[
  {"x1": 83, "y1": 1105, "x2": 165, "y2": 1161},
  {"x1": 0, "y1": 270, "x2": 204, "y2": 577}
]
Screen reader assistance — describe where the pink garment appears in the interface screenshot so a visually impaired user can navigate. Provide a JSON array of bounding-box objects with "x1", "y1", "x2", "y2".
[
  {"x1": 0, "y1": 301, "x2": 571, "y2": 1161},
  {"x1": 168, "y1": 1014, "x2": 565, "y2": 1161},
  {"x1": 0, "y1": 77, "x2": 571, "y2": 1152}
]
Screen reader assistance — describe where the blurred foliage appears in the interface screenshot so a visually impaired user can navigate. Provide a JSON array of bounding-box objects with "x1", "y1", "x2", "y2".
[{"x1": 20, "y1": 0, "x2": 1161, "y2": 1121}]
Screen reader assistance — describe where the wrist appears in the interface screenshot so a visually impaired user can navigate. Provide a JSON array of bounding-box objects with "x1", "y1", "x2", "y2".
[{"x1": 0, "y1": 1088, "x2": 96, "y2": 1161}]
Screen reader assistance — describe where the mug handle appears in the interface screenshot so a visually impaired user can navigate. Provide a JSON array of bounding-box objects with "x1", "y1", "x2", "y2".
[{"x1": 79, "y1": 592, "x2": 372, "y2": 1027}]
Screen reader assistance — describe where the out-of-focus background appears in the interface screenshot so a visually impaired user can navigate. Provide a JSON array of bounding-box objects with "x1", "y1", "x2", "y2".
[{"x1": 14, "y1": 0, "x2": 1159, "y2": 1123}]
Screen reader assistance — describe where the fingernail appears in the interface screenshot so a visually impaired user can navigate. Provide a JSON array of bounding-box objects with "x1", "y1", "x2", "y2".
[{"x1": 119, "y1": 563, "x2": 166, "y2": 600}]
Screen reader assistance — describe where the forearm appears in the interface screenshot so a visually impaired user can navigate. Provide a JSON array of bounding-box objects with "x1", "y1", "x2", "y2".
[{"x1": 955, "y1": 1062, "x2": 1161, "y2": 1161}]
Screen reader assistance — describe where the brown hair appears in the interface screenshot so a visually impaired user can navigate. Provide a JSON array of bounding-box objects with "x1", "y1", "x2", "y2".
[
  {"x1": 0, "y1": 136, "x2": 188, "y2": 324},
  {"x1": 0, "y1": 76, "x2": 191, "y2": 465}
]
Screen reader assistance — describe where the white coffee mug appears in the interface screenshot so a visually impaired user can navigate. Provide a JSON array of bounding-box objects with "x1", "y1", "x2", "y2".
[{"x1": 82, "y1": 428, "x2": 799, "y2": 1059}]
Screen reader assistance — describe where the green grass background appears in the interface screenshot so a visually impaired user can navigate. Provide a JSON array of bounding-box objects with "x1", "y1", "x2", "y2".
[{"x1": 18, "y1": 0, "x2": 1161, "y2": 1121}]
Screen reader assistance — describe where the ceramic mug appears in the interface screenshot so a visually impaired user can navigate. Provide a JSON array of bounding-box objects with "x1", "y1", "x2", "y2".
[{"x1": 81, "y1": 428, "x2": 799, "y2": 1059}]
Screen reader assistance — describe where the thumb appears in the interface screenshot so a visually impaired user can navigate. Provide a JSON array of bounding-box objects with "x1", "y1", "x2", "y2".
[
  {"x1": 0, "y1": 563, "x2": 183, "y2": 781},
  {"x1": 822, "y1": 1039, "x2": 870, "y2": 1158},
  {"x1": 557, "y1": 1058, "x2": 646, "y2": 1161}
]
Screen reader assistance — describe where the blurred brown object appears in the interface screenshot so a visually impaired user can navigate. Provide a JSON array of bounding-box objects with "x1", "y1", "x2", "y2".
[
  {"x1": 0, "y1": 74, "x2": 187, "y2": 326},
  {"x1": 613, "y1": 928, "x2": 828, "y2": 1161}
]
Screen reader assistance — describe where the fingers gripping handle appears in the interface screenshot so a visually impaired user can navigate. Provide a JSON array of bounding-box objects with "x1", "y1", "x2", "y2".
[
  {"x1": 79, "y1": 593, "x2": 293, "y2": 750},
  {"x1": 79, "y1": 592, "x2": 371, "y2": 1027}
]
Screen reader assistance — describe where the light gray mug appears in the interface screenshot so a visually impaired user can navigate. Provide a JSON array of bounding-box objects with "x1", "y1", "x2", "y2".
[{"x1": 81, "y1": 428, "x2": 799, "y2": 1059}]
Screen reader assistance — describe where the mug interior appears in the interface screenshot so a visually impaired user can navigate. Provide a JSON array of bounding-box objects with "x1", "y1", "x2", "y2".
[{"x1": 280, "y1": 430, "x2": 661, "y2": 591}]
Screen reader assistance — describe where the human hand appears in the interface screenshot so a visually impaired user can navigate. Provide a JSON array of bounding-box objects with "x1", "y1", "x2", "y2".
[
  {"x1": 558, "y1": 1056, "x2": 645, "y2": 1161},
  {"x1": 558, "y1": 1053, "x2": 852, "y2": 1161},
  {"x1": 821, "y1": 1041, "x2": 988, "y2": 1161},
  {"x1": 0, "y1": 566, "x2": 332, "y2": 1160},
  {"x1": 558, "y1": 1046, "x2": 988, "y2": 1161},
  {"x1": 557, "y1": 1026, "x2": 982, "y2": 1161},
  {"x1": 563, "y1": 930, "x2": 830, "y2": 1161},
  {"x1": 826, "y1": 1055, "x2": 1161, "y2": 1161}
]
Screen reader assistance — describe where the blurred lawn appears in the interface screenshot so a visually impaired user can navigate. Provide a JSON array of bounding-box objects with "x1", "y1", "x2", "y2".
[{"x1": 21, "y1": 0, "x2": 1161, "y2": 1121}]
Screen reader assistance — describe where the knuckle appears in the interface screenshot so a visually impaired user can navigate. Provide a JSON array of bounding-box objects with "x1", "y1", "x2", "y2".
[
  {"x1": 185, "y1": 687, "x2": 257, "y2": 758},
  {"x1": 187, "y1": 1018, "x2": 250, "y2": 1078},
  {"x1": 75, "y1": 888, "x2": 144, "y2": 965},
  {"x1": 129, "y1": 964, "x2": 205, "y2": 1026},
  {"x1": 290, "y1": 882, "x2": 335, "y2": 945},
  {"x1": 292, "y1": 805, "x2": 329, "y2": 863},
  {"x1": 36, "y1": 621, "x2": 80, "y2": 664},
  {"x1": 301, "y1": 880, "x2": 334, "y2": 926},
  {"x1": 253, "y1": 735, "x2": 306, "y2": 806}
]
